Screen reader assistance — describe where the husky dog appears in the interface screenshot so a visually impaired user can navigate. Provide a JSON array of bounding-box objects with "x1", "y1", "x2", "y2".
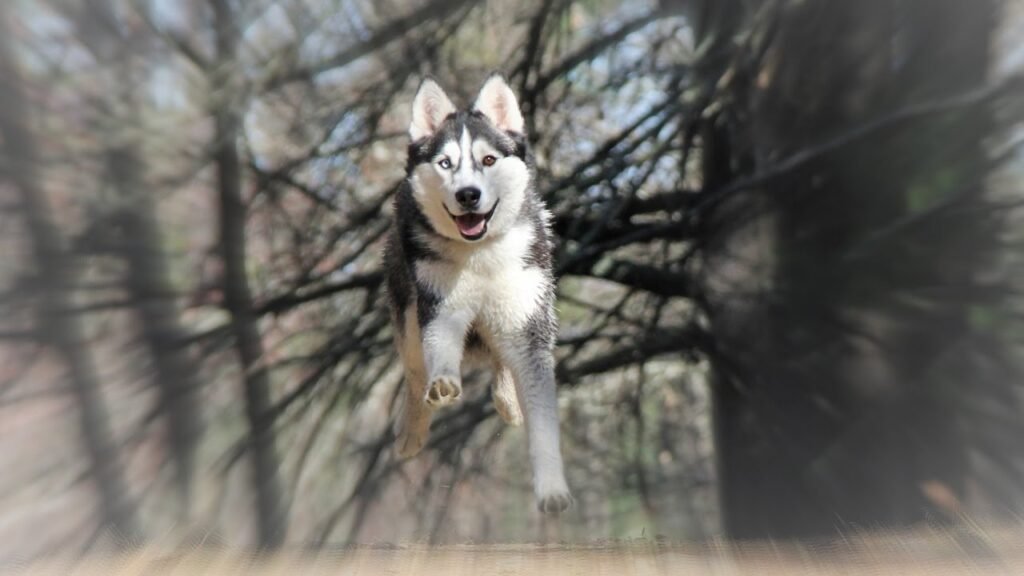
[{"x1": 384, "y1": 74, "x2": 572, "y2": 514}]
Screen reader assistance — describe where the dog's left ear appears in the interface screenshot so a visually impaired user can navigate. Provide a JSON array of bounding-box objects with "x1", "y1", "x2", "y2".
[{"x1": 473, "y1": 74, "x2": 525, "y2": 134}]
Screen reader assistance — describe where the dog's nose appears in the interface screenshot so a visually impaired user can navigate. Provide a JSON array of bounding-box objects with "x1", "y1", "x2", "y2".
[{"x1": 455, "y1": 187, "x2": 481, "y2": 209}]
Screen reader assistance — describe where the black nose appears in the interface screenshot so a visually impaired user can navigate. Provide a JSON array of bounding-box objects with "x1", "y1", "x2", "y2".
[{"x1": 455, "y1": 187, "x2": 481, "y2": 209}]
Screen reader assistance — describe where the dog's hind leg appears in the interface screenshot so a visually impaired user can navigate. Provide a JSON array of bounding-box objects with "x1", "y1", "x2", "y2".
[
  {"x1": 394, "y1": 309, "x2": 432, "y2": 459},
  {"x1": 492, "y1": 363, "x2": 523, "y2": 426},
  {"x1": 395, "y1": 364, "x2": 431, "y2": 458}
]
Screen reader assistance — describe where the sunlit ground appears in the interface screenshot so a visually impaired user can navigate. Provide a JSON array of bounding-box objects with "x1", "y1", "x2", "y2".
[{"x1": 5, "y1": 523, "x2": 1024, "y2": 575}]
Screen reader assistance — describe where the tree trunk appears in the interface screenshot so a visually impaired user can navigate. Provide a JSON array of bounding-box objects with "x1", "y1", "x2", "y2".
[
  {"x1": 211, "y1": 0, "x2": 287, "y2": 549},
  {"x1": 69, "y1": 0, "x2": 203, "y2": 519},
  {"x1": 0, "y1": 6, "x2": 141, "y2": 542},
  {"x1": 706, "y1": 0, "x2": 996, "y2": 537},
  {"x1": 109, "y1": 145, "x2": 203, "y2": 518}
]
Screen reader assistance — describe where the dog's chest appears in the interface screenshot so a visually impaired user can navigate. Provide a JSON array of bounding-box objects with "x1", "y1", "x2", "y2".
[{"x1": 415, "y1": 225, "x2": 548, "y2": 328}]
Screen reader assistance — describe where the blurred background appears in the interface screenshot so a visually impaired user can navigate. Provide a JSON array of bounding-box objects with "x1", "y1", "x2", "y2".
[{"x1": 0, "y1": 0, "x2": 1023, "y2": 560}]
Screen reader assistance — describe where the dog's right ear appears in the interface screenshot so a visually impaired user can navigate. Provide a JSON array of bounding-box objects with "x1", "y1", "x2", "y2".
[{"x1": 410, "y1": 78, "x2": 456, "y2": 142}]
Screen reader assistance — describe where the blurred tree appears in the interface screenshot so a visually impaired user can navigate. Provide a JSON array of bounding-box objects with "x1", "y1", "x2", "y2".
[
  {"x1": 697, "y1": 0, "x2": 1012, "y2": 537},
  {"x1": 0, "y1": 3, "x2": 142, "y2": 543},
  {"x1": 61, "y1": 0, "x2": 203, "y2": 520},
  {"x1": 210, "y1": 0, "x2": 288, "y2": 549}
]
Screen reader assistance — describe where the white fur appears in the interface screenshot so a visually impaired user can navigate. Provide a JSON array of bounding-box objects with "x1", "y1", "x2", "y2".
[{"x1": 415, "y1": 222, "x2": 549, "y2": 332}]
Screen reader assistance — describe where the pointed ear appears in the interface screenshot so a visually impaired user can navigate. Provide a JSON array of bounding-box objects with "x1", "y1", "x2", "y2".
[
  {"x1": 473, "y1": 74, "x2": 525, "y2": 134},
  {"x1": 410, "y1": 78, "x2": 456, "y2": 141}
]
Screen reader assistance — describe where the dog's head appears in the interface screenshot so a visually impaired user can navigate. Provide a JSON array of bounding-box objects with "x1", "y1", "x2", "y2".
[{"x1": 406, "y1": 74, "x2": 532, "y2": 243}]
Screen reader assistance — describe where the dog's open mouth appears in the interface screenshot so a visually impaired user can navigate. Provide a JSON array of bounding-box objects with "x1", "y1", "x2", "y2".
[{"x1": 446, "y1": 200, "x2": 499, "y2": 241}]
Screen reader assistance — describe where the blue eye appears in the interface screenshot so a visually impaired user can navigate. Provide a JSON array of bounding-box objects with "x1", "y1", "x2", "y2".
[{"x1": 438, "y1": 158, "x2": 452, "y2": 169}]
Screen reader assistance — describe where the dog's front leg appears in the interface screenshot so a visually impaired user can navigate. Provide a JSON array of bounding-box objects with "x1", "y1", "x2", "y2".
[
  {"x1": 421, "y1": 305, "x2": 472, "y2": 407},
  {"x1": 500, "y1": 334, "x2": 573, "y2": 515}
]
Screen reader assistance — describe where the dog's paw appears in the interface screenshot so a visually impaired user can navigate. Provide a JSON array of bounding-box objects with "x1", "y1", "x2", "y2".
[
  {"x1": 536, "y1": 489, "x2": 574, "y2": 516},
  {"x1": 535, "y1": 473, "x2": 573, "y2": 515},
  {"x1": 394, "y1": 426, "x2": 429, "y2": 459},
  {"x1": 425, "y1": 375, "x2": 462, "y2": 407}
]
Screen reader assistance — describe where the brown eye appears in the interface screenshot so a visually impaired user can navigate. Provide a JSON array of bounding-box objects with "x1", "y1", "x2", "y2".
[{"x1": 482, "y1": 155, "x2": 497, "y2": 167}]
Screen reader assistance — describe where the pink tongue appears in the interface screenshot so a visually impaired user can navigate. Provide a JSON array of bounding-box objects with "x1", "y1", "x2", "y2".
[{"x1": 456, "y1": 214, "x2": 486, "y2": 236}]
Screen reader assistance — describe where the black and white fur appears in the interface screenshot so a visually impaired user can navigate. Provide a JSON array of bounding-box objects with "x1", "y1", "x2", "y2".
[{"x1": 384, "y1": 75, "x2": 572, "y2": 514}]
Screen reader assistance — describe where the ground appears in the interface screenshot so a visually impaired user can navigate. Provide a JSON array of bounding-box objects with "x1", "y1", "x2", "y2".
[{"x1": 5, "y1": 523, "x2": 1024, "y2": 575}]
